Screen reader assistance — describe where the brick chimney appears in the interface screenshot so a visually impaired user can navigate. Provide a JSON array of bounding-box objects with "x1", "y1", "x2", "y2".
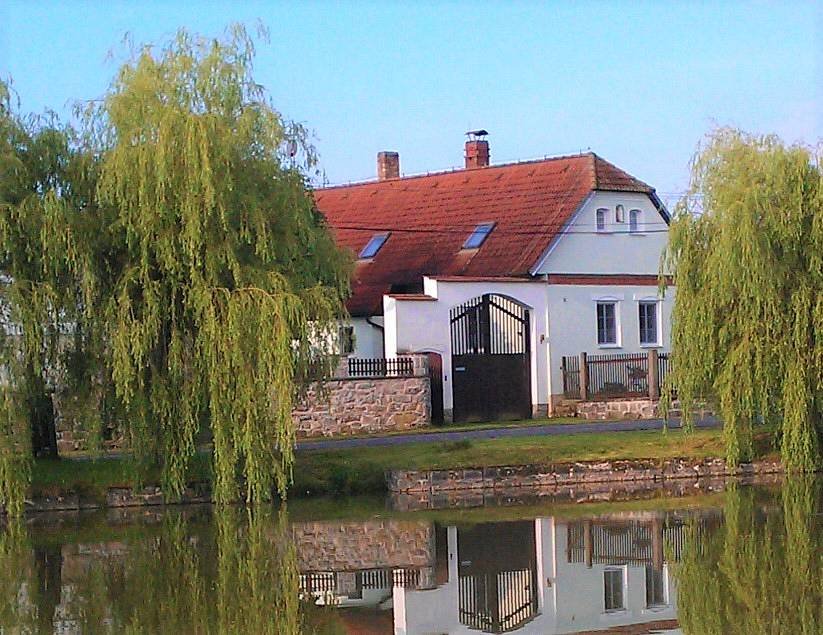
[
  {"x1": 465, "y1": 138, "x2": 490, "y2": 169},
  {"x1": 377, "y1": 151, "x2": 400, "y2": 180}
]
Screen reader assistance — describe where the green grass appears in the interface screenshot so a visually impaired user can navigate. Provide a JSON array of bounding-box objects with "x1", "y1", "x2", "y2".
[
  {"x1": 29, "y1": 427, "x2": 777, "y2": 502},
  {"x1": 290, "y1": 427, "x2": 777, "y2": 497}
]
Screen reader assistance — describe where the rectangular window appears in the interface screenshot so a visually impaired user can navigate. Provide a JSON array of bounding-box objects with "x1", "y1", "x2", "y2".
[
  {"x1": 596, "y1": 208, "x2": 607, "y2": 232},
  {"x1": 639, "y1": 301, "x2": 658, "y2": 345},
  {"x1": 604, "y1": 568, "x2": 625, "y2": 612},
  {"x1": 339, "y1": 326, "x2": 355, "y2": 355},
  {"x1": 463, "y1": 222, "x2": 495, "y2": 249},
  {"x1": 597, "y1": 302, "x2": 617, "y2": 345},
  {"x1": 629, "y1": 209, "x2": 641, "y2": 233},
  {"x1": 645, "y1": 565, "x2": 667, "y2": 607},
  {"x1": 359, "y1": 233, "x2": 389, "y2": 259}
]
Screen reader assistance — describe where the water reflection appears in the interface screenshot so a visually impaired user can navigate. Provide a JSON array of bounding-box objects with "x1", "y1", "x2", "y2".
[{"x1": 0, "y1": 478, "x2": 820, "y2": 634}]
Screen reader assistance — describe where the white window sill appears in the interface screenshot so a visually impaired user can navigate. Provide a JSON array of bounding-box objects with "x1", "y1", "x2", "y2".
[
  {"x1": 640, "y1": 343, "x2": 662, "y2": 349},
  {"x1": 598, "y1": 343, "x2": 622, "y2": 349}
]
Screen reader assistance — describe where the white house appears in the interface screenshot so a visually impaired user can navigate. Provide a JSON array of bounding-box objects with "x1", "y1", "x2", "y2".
[{"x1": 314, "y1": 135, "x2": 673, "y2": 422}]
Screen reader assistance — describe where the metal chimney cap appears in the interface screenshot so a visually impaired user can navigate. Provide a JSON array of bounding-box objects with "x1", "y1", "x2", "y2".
[{"x1": 465, "y1": 129, "x2": 489, "y2": 139}]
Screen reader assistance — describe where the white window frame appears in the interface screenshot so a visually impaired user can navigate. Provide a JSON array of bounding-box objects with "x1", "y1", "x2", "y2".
[
  {"x1": 596, "y1": 208, "x2": 608, "y2": 233},
  {"x1": 615, "y1": 204, "x2": 625, "y2": 224},
  {"x1": 595, "y1": 299, "x2": 621, "y2": 348},
  {"x1": 629, "y1": 208, "x2": 643, "y2": 234},
  {"x1": 603, "y1": 566, "x2": 627, "y2": 613},
  {"x1": 638, "y1": 298, "x2": 661, "y2": 347},
  {"x1": 644, "y1": 563, "x2": 670, "y2": 609}
]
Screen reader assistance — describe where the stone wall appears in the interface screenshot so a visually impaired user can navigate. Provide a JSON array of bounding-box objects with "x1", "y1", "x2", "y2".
[
  {"x1": 293, "y1": 375, "x2": 430, "y2": 438},
  {"x1": 387, "y1": 458, "x2": 785, "y2": 494},
  {"x1": 291, "y1": 520, "x2": 435, "y2": 572},
  {"x1": 576, "y1": 398, "x2": 660, "y2": 420},
  {"x1": 559, "y1": 398, "x2": 716, "y2": 421}
]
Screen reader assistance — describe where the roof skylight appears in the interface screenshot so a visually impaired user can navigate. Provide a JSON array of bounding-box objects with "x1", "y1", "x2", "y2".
[
  {"x1": 359, "y1": 233, "x2": 389, "y2": 259},
  {"x1": 462, "y1": 222, "x2": 495, "y2": 249}
]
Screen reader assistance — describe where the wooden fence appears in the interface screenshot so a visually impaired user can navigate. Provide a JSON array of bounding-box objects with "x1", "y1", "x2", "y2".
[{"x1": 562, "y1": 350, "x2": 671, "y2": 400}]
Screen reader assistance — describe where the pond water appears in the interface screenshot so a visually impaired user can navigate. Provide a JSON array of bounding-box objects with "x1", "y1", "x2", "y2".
[{"x1": 1, "y1": 477, "x2": 820, "y2": 634}]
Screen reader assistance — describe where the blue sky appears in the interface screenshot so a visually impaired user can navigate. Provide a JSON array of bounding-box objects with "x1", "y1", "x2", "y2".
[{"x1": 1, "y1": 1, "x2": 820, "y2": 202}]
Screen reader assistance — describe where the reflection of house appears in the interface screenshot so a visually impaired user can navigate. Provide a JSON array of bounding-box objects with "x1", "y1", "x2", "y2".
[
  {"x1": 396, "y1": 514, "x2": 690, "y2": 635},
  {"x1": 315, "y1": 134, "x2": 674, "y2": 422}
]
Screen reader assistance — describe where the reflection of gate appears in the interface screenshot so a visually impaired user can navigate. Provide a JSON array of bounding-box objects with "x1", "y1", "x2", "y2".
[
  {"x1": 457, "y1": 522, "x2": 539, "y2": 633},
  {"x1": 450, "y1": 295, "x2": 531, "y2": 423}
]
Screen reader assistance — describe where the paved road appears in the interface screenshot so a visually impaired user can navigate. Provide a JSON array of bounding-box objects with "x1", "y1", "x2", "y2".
[{"x1": 296, "y1": 416, "x2": 721, "y2": 451}]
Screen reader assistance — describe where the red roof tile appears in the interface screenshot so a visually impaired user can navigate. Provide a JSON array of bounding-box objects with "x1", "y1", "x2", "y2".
[{"x1": 314, "y1": 153, "x2": 654, "y2": 316}]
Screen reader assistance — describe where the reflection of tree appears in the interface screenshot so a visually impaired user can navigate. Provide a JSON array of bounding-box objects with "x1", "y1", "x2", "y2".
[
  {"x1": 0, "y1": 520, "x2": 38, "y2": 631},
  {"x1": 675, "y1": 478, "x2": 822, "y2": 634},
  {"x1": 0, "y1": 507, "x2": 345, "y2": 634}
]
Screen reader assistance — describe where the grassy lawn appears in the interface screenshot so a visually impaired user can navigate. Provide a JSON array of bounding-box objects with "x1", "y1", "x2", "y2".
[
  {"x1": 29, "y1": 427, "x2": 776, "y2": 501},
  {"x1": 291, "y1": 427, "x2": 777, "y2": 497}
]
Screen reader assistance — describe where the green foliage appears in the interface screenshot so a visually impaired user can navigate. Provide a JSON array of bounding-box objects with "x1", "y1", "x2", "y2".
[
  {"x1": 0, "y1": 508, "x2": 305, "y2": 633},
  {"x1": 0, "y1": 25, "x2": 351, "y2": 515},
  {"x1": 675, "y1": 477, "x2": 822, "y2": 634},
  {"x1": 663, "y1": 129, "x2": 822, "y2": 470}
]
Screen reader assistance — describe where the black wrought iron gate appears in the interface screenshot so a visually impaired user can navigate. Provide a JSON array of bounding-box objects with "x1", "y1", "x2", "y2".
[{"x1": 450, "y1": 294, "x2": 531, "y2": 423}]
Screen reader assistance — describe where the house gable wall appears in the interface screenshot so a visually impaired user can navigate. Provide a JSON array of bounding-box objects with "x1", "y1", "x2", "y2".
[{"x1": 534, "y1": 191, "x2": 669, "y2": 276}]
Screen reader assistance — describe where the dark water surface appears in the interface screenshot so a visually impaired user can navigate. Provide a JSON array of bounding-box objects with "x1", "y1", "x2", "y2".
[{"x1": 1, "y1": 478, "x2": 820, "y2": 634}]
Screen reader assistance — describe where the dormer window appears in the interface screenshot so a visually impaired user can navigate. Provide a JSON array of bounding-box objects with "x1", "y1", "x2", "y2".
[
  {"x1": 615, "y1": 204, "x2": 625, "y2": 223},
  {"x1": 358, "y1": 233, "x2": 389, "y2": 259},
  {"x1": 463, "y1": 222, "x2": 495, "y2": 249}
]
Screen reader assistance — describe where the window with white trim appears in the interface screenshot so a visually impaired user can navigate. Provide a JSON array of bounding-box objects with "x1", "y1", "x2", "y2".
[
  {"x1": 597, "y1": 302, "x2": 618, "y2": 345},
  {"x1": 615, "y1": 204, "x2": 625, "y2": 223},
  {"x1": 645, "y1": 565, "x2": 667, "y2": 607},
  {"x1": 604, "y1": 568, "x2": 625, "y2": 612},
  {"x1": 596, "y1": 208, "x2": 607, "y2": 232},
  {"x1": 639, "y1": 301, "x2": 659, "y2": 346},
  {"x1": 629, "y1": 209, "x2": 642, "y2": 233}
]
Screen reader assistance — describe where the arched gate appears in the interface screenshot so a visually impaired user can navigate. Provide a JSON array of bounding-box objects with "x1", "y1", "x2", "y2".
[{"x1": 449, "y1": 294, "x2": 531, "y2": 423}]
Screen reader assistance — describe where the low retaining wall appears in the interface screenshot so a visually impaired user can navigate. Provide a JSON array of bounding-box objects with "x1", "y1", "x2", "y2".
[
  {"x1": 293, "y1": 375, "x2": 431, "y2": 438},
  {"x1": 387, "y1": 458, "x2": 785, "y2": 494},
  {"x1": 576, "y1": 398, "x2": 660, "y2": 420}
]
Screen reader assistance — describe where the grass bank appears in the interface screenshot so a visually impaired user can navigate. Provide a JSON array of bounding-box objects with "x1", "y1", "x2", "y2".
[{"x1": 30, "y1": 427, "x2": 776, "y2": 502}]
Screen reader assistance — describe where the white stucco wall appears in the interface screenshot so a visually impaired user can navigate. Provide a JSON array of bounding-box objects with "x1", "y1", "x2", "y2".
[
  {"x1": 348, "y1": 316, "x2": 384, "y2": 358},
  {"x1": 384, "y1": 278, "x2": 552, "y2": 418},
  {"x1": 533, "y1": 191, "x2": 670, "y2": 276},
  {"x1": 546, "y1": 284, "x2": 675, "y2": 400},
  {"x1": 399, "y1": 518, "x2": 678, "y2": 634}
]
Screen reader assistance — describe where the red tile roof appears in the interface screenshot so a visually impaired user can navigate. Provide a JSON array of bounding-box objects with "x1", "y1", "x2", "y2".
[{"x1": 314, "y1": 153, "x2": 656, "y2": 316}]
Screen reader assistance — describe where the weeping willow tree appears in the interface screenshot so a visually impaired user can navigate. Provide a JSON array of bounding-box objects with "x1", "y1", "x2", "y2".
[
  {"x1": 0, "y1": 26, "x2": 351, "y2": 515},
  {"x1": 675, "y1": 477, "x2": 822, "y2": 634},
  {"x1": 663, "y1": 129, "x2": 822, "y2": 470},
  {"x1": 0, "y1": 79, "x2": 106, "y2": 516}
]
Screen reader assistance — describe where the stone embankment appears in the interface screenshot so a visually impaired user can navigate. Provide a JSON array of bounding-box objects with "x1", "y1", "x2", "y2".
[{"x1": 388, "y1": 458, "x2": 784, "y2": 494}]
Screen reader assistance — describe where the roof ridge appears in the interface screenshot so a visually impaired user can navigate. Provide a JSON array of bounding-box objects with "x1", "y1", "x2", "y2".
[{"x1": 315, "y1": 152, "x2": 596, "y2": 191}]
